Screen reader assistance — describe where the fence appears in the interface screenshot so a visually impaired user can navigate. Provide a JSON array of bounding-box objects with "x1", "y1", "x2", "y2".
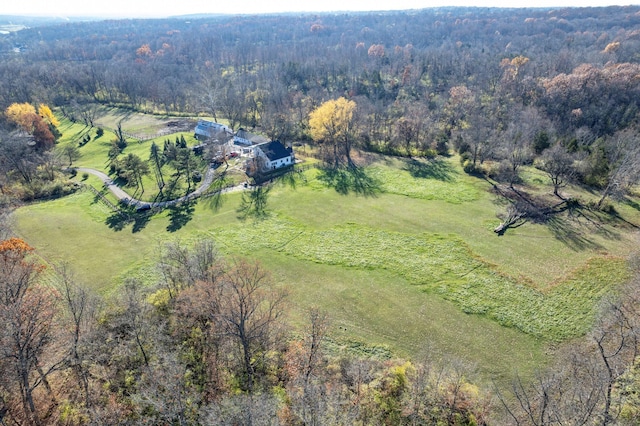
[{"x1": 82, "y1": 184, "x2": 121, "y2": 212}]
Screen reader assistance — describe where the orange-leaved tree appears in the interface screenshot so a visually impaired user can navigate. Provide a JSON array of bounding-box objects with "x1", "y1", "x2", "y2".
[{"x1": 0, "y1": 238, "x2": 63, "y2": 425}]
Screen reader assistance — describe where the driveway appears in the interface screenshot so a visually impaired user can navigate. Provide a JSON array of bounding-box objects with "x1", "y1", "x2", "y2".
[{"x1": 76, "y1": 166, "x2": 245, "y2": 210}]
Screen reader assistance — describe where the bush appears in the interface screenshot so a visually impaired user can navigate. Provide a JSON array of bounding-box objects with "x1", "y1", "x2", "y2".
[
  {"x1": 423, "y1": 148, "x2": 437, "y2": 159},
  {"x1": 82, "y1": 173, "x2": 89, "y2": 181},
  {"x1": 435, "y1": 137, "x2": 449, "y2": 156},
  {"x1": 461, "y1": 159, "x2": 485, "y2": 175},
  {"x1": 96, "y1": 127, "x2": 104, "y2": 138},
  {"x1": 462, "y1": 159, "x2": 476, "y2": 174},
  {"x1": 20, "y1": 180, "x2": 79, "y2": 201},
  {"x1": 459, "y1": 152, "x2": 472, "y2": 165}
]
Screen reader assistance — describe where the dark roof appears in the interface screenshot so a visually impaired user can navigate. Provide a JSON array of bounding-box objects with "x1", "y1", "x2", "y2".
[{"x1": 258, "y1": 140, "x2": 292, "y2": 161}]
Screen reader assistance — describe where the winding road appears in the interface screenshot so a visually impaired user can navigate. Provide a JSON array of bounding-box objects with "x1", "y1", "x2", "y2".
[{"x1": 77, "y1": 165, "x2": 245, "y2": 210}]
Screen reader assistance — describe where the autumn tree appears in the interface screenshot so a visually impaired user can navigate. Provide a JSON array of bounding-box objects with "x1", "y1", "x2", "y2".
[
  {"x1": 37, "y1": 104, "x2": 59, "y2": 128},
  {"x1": 5, "y1": 103, "x2": 57, "y2": 150},
  {"x1": 217, "y1": 260, "x2": 288, "y2": 393},
  {"x1": 5, "y1": 103, "x2": 37, "y2": 130},
  {"x1": 308, "y1": 97, "x2": 358, "y2": 168},
  {"x1": 5, "y1": 103, "x2": 55, "y2": 151},
  {"x1": 0, "y1": 238, "x2": 64, "y2": 425}
]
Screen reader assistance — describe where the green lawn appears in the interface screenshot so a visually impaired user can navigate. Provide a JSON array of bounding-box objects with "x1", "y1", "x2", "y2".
[
  {"x1": 14, "y1": 157, "x2": 640, "y2": 382},
  {"x1": 14, "y1": 187, "x2": 547, "y2": 384},
  {"x1": 14, "y1": 111, "x2": 640, "y2": 385}
]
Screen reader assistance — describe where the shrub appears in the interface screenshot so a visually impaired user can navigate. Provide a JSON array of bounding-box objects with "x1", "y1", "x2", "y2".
[
  {"x1": 435, "y1": 137, "x2": 449, "y2": 156},
  {"x1": 462, "y1": 159, "x2": 476, "y2": 174},
  {"x1": 459, "y1": 151, "x2": 472, "y2": 165},
  {"x1": 423, "y1": 148, "x2": 437, "y2": 159},
  {"x1": 81, "y1": 173, "x2": 89, "y2": 181},
  {"x1": 96, "y1": 127, "x2": 104, "y2": 137},
  {"x1": 20, "y1": 180, "x2": 79, "y2": 201}
]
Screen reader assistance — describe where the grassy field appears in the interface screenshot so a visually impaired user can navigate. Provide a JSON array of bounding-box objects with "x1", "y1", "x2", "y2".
[{"x1": 13, "y1": 108, "x2": 640, "y2": 384}]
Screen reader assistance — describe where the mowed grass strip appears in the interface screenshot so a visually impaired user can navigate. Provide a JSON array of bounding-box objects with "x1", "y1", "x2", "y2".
[
  {"x1": 258, "y1": 251, "x2": 546, "y2": 383},
  {"x1": 209, "y1": 217, "x2": 630, "y2": 341}
]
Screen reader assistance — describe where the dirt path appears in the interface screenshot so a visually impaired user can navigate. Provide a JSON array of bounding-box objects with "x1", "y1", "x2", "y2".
[{"x1": 77, "y1": 166, "x2": 245, "y2": 210}]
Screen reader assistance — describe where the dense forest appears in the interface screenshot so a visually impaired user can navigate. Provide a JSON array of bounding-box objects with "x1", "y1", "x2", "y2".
[
  {"x1": 3, "y1": 7, "x2": 640, "y2": 197},
  {"x1": 2, "y1": 6, "x2": 640, "y2": 425}
]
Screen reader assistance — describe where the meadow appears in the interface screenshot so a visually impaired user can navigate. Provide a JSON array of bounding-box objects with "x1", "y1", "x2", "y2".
[{"x1": 13, "y1": 109, "x2": 640, "y2": 384}]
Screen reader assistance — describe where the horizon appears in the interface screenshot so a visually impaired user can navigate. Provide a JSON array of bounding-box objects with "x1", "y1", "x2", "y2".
[{"x1": 2, "y1": 0, "x2": 640, "y2": 19}]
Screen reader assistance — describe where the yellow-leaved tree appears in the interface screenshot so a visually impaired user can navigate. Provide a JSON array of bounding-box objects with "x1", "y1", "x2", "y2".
[
  {"x1": 5, "y1": 102, "x2": 56, "y2": 150},
  {"x1": 5, "y1": 102, "x2": 37, "y2": 130},
  {"x1": 308, "y1": 97, "x2": 357, "y2": 167},
  {"x1": 38, "y1": 103, "x2": 59, "y2": 127}
]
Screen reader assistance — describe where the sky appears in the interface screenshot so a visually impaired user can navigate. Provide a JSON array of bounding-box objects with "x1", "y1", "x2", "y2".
[{"x1": 1, "y1": 0, "x2": 638, "y2": 18}]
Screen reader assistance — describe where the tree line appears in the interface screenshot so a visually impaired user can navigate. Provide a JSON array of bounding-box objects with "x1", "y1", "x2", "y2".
[
  {"x1": 2, "y1": 237, "x2": 640, "y2": 425},
  {"x1": 1, "y1": 7, "x2": 640, "y2": 204}
]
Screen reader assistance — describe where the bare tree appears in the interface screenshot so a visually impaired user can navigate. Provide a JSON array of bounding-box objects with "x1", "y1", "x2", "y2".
[
  {"x1": 597, "y1": 128, "x2": 640, "y2": 208},
  {"x1": 537, "y1": 143, "x2": 582, "y2": 198},
  {"x1": 285, "y1": 308, "x2": 330, "y2": 425},
  {"x1": 217, "y1": 259, "x2": 288, "y2": 393},
  {"x1": 0, "y1": 238, "x2": 65, "y2": 425},
  {"x1": 56, "y1": 263, "x2": 100, "y2": 409},
  {"x1": 157, "y1": 239, "x2": 220, "y2": 299}
]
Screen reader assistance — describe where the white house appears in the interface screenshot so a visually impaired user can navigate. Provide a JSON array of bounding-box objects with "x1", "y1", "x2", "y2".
[
  {"x1": 253, "y1": 140, "x2": 294, "y2": 171},
  {"x1": 194, "y1": 120, "x2": 231, "y2": 140}
]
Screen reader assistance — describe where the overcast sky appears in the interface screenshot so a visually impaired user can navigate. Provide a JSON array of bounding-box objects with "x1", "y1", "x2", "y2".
[{"x1": 2, "y1": 0, "x2": 638, "y2": 18}]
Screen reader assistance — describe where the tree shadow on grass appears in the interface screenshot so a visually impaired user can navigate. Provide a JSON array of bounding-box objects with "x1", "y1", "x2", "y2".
[
  {"x1": 105, "y1": 208, "x2": 152, "y2": 233},
  {"x1": 491, "y1": 185, "x2": 623, "y2": 250},
  {"x1": 131, "y1": 211, "x2": 152, "y2": 233},
  {"x1": 167, "y1": 200, "x2": 196, "y2": 232},
  {"x1": 546, "y1": 215, "x2": 605, "y2": 252},
  {"x1": 317, "y1": 165, "x2": 381, "y2": 197},
  {"x1": 237, "y1": 185, "x2": 271, "y2": 222},
  {"x1": 105, "y1": 211, "x2": 129, "y2": 232},
  {"x1": 540, "y1": 199, "x2": 627, "y2": 251},
  {"x1": 202, "y1": 176, "x2": 231, "y2": 213},
  {"x1": 623, "y1": 197, "x2": 640, "y2": 212},
  {"x1": 90, "y1": 186, "x2": 110, "y2": 206},
  {"x1": 403, "y1": 157, "x2": 455, "y2": 182}
]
